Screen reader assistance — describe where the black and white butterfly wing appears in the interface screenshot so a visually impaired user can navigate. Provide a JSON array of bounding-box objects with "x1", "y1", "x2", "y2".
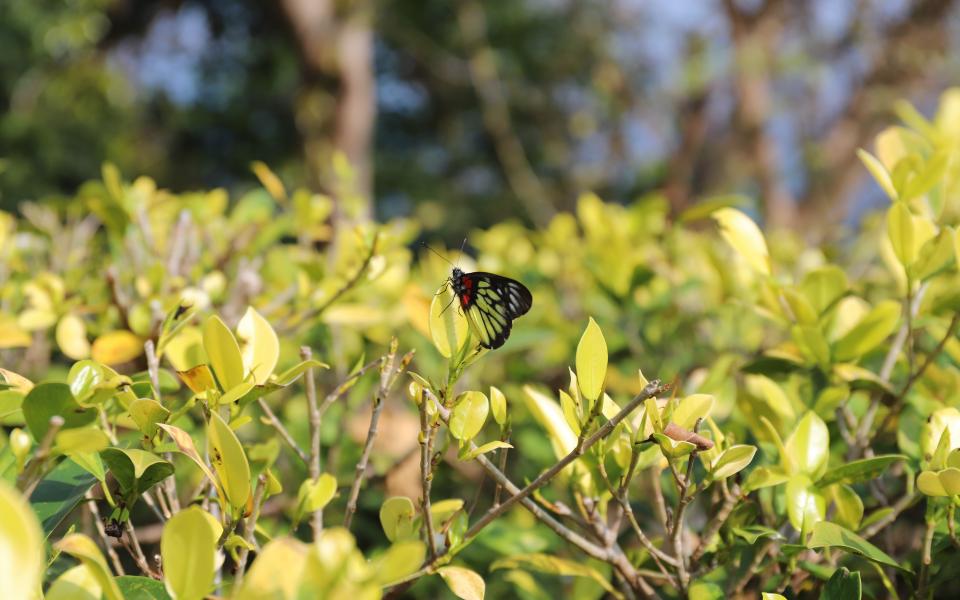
[{"x1": 461, "y1": 272, "x2": 532, "y2": 349}]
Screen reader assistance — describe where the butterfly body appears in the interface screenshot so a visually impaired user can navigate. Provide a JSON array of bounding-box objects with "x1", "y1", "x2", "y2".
[{"x1": 449, "y1": 267, "x2": 532, "y2": 349}]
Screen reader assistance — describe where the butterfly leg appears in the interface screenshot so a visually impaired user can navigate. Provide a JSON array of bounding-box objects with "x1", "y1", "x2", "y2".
[{"x1": 439, "y1": 295, "x2": 457, "y2": 316}]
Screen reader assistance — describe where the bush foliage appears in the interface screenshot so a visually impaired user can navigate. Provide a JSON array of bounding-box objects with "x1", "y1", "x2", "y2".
[{"x1": 3, "y1": 90, "x2": 960, "y2": 599}]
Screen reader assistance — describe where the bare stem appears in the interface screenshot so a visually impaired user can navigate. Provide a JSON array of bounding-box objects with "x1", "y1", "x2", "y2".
[
  {"x1": 418, "y1": 398, "x2": 438, "y2": 558},
  {"x1": 343, "y1": 343, "x2": 411, "y2": 529},
  {"x1": 235, "y1": 474, "x2": 267, "y2": 585},
  {"x1": 86, "y1": 492, "x2": 126, "y2": 576},
  {"x1": 302, "y1": 346, "x2": 323, "y2": 536},
  {"x1": 258, "y1": 397, "x2": 308, "y2": 464}
]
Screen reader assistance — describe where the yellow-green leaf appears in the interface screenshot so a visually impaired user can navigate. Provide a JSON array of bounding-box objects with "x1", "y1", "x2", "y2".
[
  {"x1": 207, "y1": 410, "x2": 251, "y2": 512},
  {"x1": 460, "y1": 441, "x2": 512, "y2": 461},
  {"x1": 784, "y1": 411, "x2": 829, "y2": 478},
  {"x1": 380, "y1": 496, "x2": 416, "y2": 542},
  {"x1": 429, "y1": 283, "x2": 469, "y2": 358},
  {"x1": 375, "y1": 540, "x2": 427, "y2": 586},
  {"x1": 161, "y1": 507, "x2": 216, "y2": 600},
  {"x1": 54, "y1": 534, "x2": 123, "y2": 600},
  {"x1": 857, "y1": 149, "x2": 898, "y2": 200},
  {"x1": 670, "y1": 394, "x2": 714, "y2": 429},
  {"x1": 202, "y1": 315, "x2": 245, "y2": 392},
  {"x1": 46, "y1": 565, "x2": 101, "y2": 600},
  {"x1": 158, "y1": 423, "x2": 225, "y2": 507},
  {"x1": 91, "y1": 331, "x2": 143, "y2": 366},
  {"x1": 0, "y1": 481, "x2": 44, "y2": 599},
  {"x1": 711, "y1": 444, "x2": 757, "y2": 480},
  {"x1": 490, "y1": 386, "x2": 507, "y2": 427},
  {"x1": 450, "y1": 391, "x2": 489, "y2": 441},
  {"x1": 237, "y1": 307, "x2": 279, "y2": 385},
  {"x1": 575, "y1": 318, "x2": 607, "y2": 402},
  {"x1": 296, "y1": 473, "x2": 337, "y2": 518},
  {"x1": 437, "y1": 565, "x2": 486, "y2": 600},
  {"x1": 712, "y1": 207, "x2": 771, "y2": 276},
  {"x1": 55, "y1": 426, "x2": 109, "y2": 456},
  {"x1": 785, "y1": 474, "x2": 825, "y2": 532},
  {"x1": 234, "y1": 537, "x2": 308, "y2": 600},
  {"x1": 128, "y1": 398, "x2": 170, "y2": 438},
  {"x1": 523, "y1": 386, "x2": 577, "y2": 460},
  {"x1": 833, "y1": 300, "x2": 901, "y2": 362},
  {"x1": 886, "y1": 202, "x2": 916, "y2": 267},
  {"x1": 56, "y1": 314, "x2": 91, "y2": 360}
]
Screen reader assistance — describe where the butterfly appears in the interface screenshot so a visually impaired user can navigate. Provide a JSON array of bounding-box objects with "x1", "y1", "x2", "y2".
[{"x1": 448, "y1": 266, "x2": 533, "y2": 349}]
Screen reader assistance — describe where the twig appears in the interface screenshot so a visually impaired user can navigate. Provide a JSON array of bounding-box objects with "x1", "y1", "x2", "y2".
[
  {"x1": 465, "y1": 380, "x2": 664, "y2": 541},
  {"x1": 730, "y1": 538, "x2": 774, "y2": 594},
  {"x1": 917, "y1": 517, "x2": 935, "y2": 598},
  {"x1": 860, "y1": 491, "x2": 919, "y2": 539},
  {"x1": 302, "y1": 346, "x2": 323, "y2": 536},
  {"x1": 317, "y1": 358, "x2": 383, "y2": 418},
  {"x1": 234, "y1": 474, "x2": 267, "y2": 585},
  {"x1": 123, "y1": 521, "x2": 159, "y2": 578},
  {"x1": 258, "y1": 397, "x2": 308, "y2": 464},
  {"x1": 87, "y1": 492, "x2": 126, "y2": 576},
  {"x1": 669, "y1": 420, "x2": 702, "y2": 591},
  {"x1": 419, "y1": 397, "x2": 438, "y2": 558},
  {"x1": 343, "y1": 343, "x2": 412, "y2": 528},
  {"x1": 691, "y1": 483, "x2": 739, "y2": 563},
  {"x1": 285, "y1": 233, "x2": 379, "y2": 330},
  {"x1": 650, "y1": 468, "x2": 669, "y2": 533}
]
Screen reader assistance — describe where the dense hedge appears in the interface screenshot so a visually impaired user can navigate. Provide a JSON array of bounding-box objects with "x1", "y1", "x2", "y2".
[{"x1": 3, "y1": 90, "x2": 960, "y2": 599}]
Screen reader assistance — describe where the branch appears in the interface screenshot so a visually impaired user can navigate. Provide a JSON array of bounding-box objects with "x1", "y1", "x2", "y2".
[
  {"x1": 234, "y1": 474, "x2": 267, "y2": 585},
  {"x1": 302, "y1": 346, "x2": 323, "y2": 536},
  {"x1": 418, "y1": 396, "x2": 438, "y2": 558},
  {"x1": 343, "y1": 343, "x2": 412, "y2": 528},
  {"x1": 257, "y1": 397, "x2": 308, "y2": 464}
]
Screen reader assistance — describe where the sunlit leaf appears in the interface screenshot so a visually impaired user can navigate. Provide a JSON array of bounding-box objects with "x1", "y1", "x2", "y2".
[
  {"x1": 575, "y1": 317, "x2": 608, "y2": 402},
  {"x1": 437, "y1": 565, "x2": 486, "y2": 600},
  {"x1": 0, "y1": 481, "x2": 44, "y2": 599},
  {"x1": 712, "y1": 207, "x2": 771, "y2": 276},
  {"x1": 161, "y1": 507, "x2": 216, "y2": 600}
]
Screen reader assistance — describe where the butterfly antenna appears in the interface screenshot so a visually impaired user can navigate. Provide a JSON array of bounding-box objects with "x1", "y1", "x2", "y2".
[
  {"x1": 421, "y1": 242, "x2": 455, "y2": 267},
  {"x1": 456, "y1": 237, "x2": 467, "y2": 268}
]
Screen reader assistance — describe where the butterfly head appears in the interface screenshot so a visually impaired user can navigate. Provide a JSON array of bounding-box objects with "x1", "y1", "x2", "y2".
[{"x1": 451, "y1": 267, "x2": 464, "y2": 280}]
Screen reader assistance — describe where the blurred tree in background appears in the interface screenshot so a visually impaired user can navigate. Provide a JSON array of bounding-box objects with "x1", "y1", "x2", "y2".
[{"x1": 2, "y1": 0, "x2": 959, "y2": 238}]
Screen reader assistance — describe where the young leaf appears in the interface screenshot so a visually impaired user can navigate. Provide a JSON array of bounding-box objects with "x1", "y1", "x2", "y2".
[
  {"x1": 380, "y1": 496, "x2": 416, "y2": 542},
  {"x1": 832, "y1": 300, "x2": 901, "y2": 361},
  {"x1": 490, "y1": 386, "x2": 507, "y2": 427},
  {"x1": 236, "y1": 307, "x2": 280, "y2": 385},
  {"x1": 54, "y1": 534, "x2": 123, "y2": 600},
  {"x1": 0, "y1": 481, "x2": 44, "y2": 598},
  {"x1": 711, "y1": 445, "x2": 757, "y2": 480},
  {"x1": 857, "y1": 149, "x2": 898, "y2": 200},
  {"x1": 784, "y1": 411, "x2": 829, "y2": 478},
  {"x1": 808, "y1": 521, "x2": 909, "y2": 572},
  {"x1": 207, "y1": 411, "x2": 251, "y2": 512},
  {"x1": 437, "y1": 566, "x2": 486, "y2": 600},
  {"x1": 47, "y1": 565, "x2": 102, "y2": 600},
  {"x1": 202, "y1": 315, "x2": 245, "y2": 391},
  {"x1": 429, "y1": 283, "x2": 469, "y2": 358},
  {"x1": 373, "y1": 540, "x2": 427, "y2": 586},
  {"x1": 161, "y1": 507, "x2": 217, "y2": 600},
  {"x1": 450, "y1": 391, "x2": 489, "y2": 441},
  {"x1": 575, "y1": 317, "x2": 608, "y2": 402},
  {"x1": 460, "y1": 441, "x2": 513, "y2": 461},
  {"x1": 56, "y1": 314, "x2": 91, "y2": 360},
  {"x1": 712, "y1": 207, "x2": 771, "y2": 276}
]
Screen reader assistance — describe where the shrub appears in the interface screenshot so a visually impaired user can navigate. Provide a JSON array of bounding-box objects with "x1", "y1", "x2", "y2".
[{"x1": 3, "y1": 90, "x2": 960, "y2": 599}]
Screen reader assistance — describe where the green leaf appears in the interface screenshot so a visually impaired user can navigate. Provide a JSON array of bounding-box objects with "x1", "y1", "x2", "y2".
[
  {"x1": 23, "y1": 382, "x2": 97, "y2": 441},
  {"x1": 55, "y1": 534, "x2": 123, "y2": 600},
  {"x1": 450, "y1": 391, "x2": 489, "y2": 441},
  {"x1": 55, "y1": 426, "x2": 110, "y2": 456},
  {"x1": 202, "y1": 315, "x2": 245, "y2": 391},
  {"x1": 295, "y1": 473, "x2": 337, "y2": 522},
  {"x1": 115, "y1": 576, "x2": 173, "y2": 600},
  {"x1": 785, "y1": 411, "x2": 829, "y2": 478},
  {"x1": 671, "y1": 394, "x2": 715, "y2": 429},
  {"x1": 857, "y1": 149, "x2": 898, "y2": 200},
  {"x1": 808, "y1": 521, "x2": 909, "y2": 572},
  {"x1": 652, "y1": 433, "x2": 697, "y2": 458},
  {"x1": 161, "y1": 507, "x2": 216, "y2": 600},
  {"x1": 374, "y1": 540, "x2": 427, "y2": 585},
  {"x1": 830, "y1": 484, "x2": 864, "y2": 530},
  {"x1": 437, "y1": 566, "x2": 486, "y2": 600},
  {"x1": 911, "y1": 227, "x2": 955, "y2": 281},
  {"x1": 30, "y1": 458, "x2": 98, "y2": 537},
  {"x1": 791, "y1": 324, "x2": 832, "y2": 371},
  {"x1": 47, "y1": 565, "x2": 102, "y2": 600},
  {"x1": 731, "y1": 525, "x2": 784, "y2": 544},
  {"x1": 801, "y1": 266, "x2": 848, "y2": 315},
  {"x1": 207, "y1": 410, "x2": 251, "y2": 512},
  {"x1": 833, "y1": 300, "x2": 901, "y2": 362},
  {"x1": 742, "y1": 467, "x2": 789, "y2": 493},
  {"x1": 0, "y1": 480, "x2": 44, "y2": 598},
  {"x1": 236, "y1": 307, "x2": 280, "y2": 385},
  {"x1": 491, "y1": 553, "x2": 620, "y2": 599},
  {"x1": 490, "y1": 386, "x2": 507, "y2": 427},
  {"x1": 380, "y1": 496, "x2": 416, "y2": 542},
  {"x1": 712, "y1": 207, "x2": 771, "y2": 275},
  {"x1": 576, "y1": 317, "x2": 608, "y2": 402},
  {"x1": 101, "y1": 448, "x2": 174, "y2": 497},
  {"x1": 822, "y1": 567, "x2": 861, "y2": 600},
  {"x1": 430, "y1": 283, "x2": 469, "y2": 358},
  {"x1": 460, "y1": 441, "x2": 513, "y2": 461},
  {"x1": 711, "y1": 445, "x2": 757, "y2": 480},
  {"x1": 128, "y1": 398, "x2": 170, "y2": 438},
  {"x1": 785, "y1": 474, "x2": 825, "y2": 532},
  {"x1": 818, "y1": 455, "x2": 907, "y2": 487}
]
